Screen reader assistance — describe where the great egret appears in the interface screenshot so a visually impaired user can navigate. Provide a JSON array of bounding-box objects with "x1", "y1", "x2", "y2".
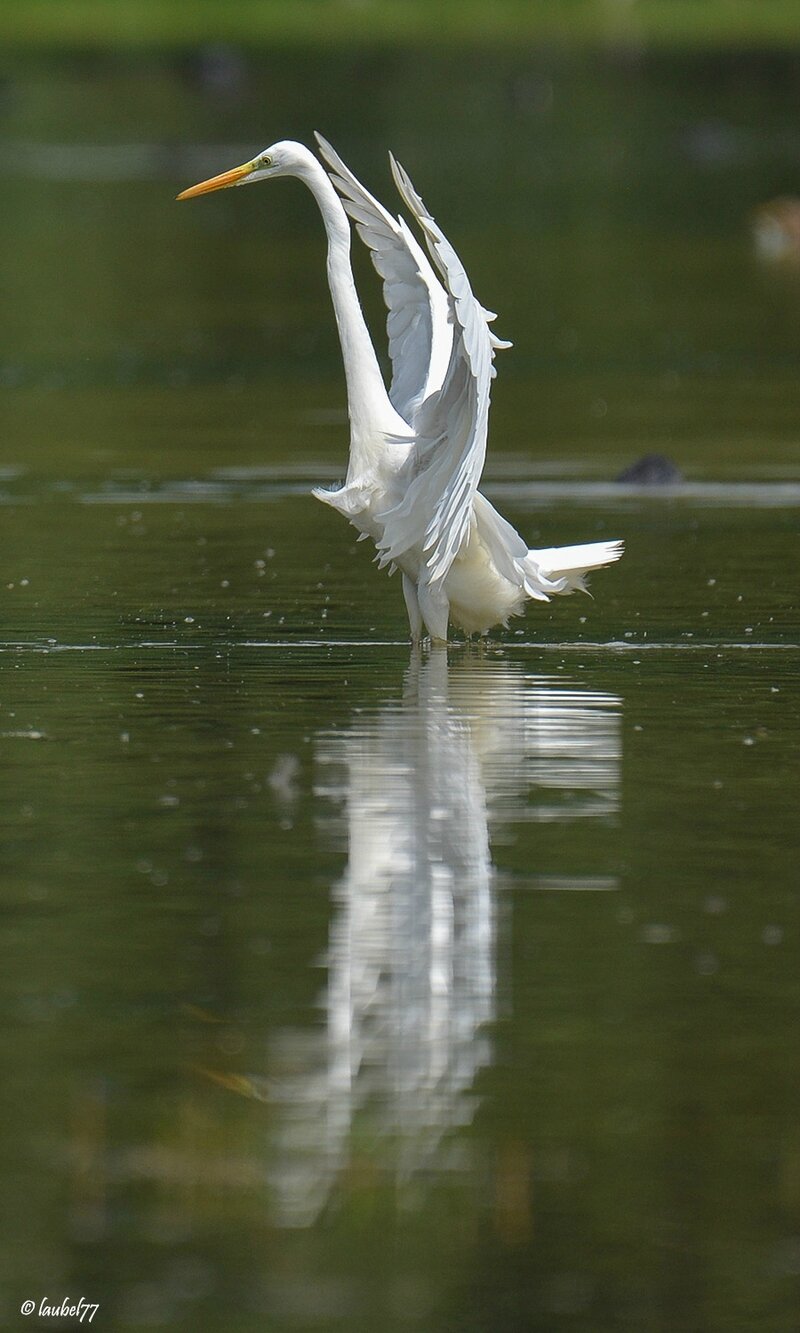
[{"x1": 178, "y1": 136, "x2": 623, "y2": 641}]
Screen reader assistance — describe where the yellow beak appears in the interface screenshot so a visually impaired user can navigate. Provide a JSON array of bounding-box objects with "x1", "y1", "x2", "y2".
[{"x1": 176, "y1": 160, "x2": 256, "y2": 201}]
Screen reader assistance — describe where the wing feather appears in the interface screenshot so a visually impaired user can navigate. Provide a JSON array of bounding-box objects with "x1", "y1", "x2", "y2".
[
  {"x1": 314, "y1": 133, "x2": 451, "y2": 426},
  {"x1": 375, "y1": 158, "x2": 512, "y2": 584}
]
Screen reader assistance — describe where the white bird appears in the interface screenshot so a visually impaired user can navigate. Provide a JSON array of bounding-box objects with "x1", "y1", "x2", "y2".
[{"x1": 178, "y1": 136, "x2": 623, "y2": 642}]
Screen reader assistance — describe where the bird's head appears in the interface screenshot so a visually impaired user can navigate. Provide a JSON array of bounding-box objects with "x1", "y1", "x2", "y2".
[{"x1": 176, "y1": 140, "x2": 320, "y2": 200}]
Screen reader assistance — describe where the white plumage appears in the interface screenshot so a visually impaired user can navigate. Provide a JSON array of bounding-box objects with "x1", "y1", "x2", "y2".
[{"x1": 178, "y1": 137, "x2": 623, "y2": 641}]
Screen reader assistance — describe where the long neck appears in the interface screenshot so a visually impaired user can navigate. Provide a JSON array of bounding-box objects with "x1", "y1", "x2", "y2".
[{"x1": 301, "y1": 161, "x2": 407, "y2": 476}]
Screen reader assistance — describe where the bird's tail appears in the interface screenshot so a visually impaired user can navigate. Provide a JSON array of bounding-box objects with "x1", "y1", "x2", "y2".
[{"x1": 529, "y1": 539, "x2": 624, "y2": 594}]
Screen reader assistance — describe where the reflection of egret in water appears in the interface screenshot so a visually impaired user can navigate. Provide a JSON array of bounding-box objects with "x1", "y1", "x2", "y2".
[{"x1": 268, "y1": 651, "x2": 622, "y2": 1226}]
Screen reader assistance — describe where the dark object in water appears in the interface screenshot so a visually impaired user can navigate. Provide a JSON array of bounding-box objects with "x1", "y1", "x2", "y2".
[{"x1": 616, "y1": 453, "x2": 683, "y2": 485}]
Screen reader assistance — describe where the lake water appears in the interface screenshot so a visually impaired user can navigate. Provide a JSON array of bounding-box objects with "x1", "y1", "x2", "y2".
[{"x1": 1, "y1": 44, "x2": 799, "y2": 1332}]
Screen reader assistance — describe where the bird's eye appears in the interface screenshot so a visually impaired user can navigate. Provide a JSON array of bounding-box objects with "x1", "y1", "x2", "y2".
[{"x1": 260, "y1": 155, "x2": 273, "y2": 168}]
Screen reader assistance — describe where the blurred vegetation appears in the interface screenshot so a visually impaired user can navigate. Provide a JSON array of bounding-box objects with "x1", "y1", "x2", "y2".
[
  {"x1": 4, "y1": 46, "x2": 800, "y2": 481},
  {"x1": 2, "y1": 0, "x2": 800, "y2": 49}
]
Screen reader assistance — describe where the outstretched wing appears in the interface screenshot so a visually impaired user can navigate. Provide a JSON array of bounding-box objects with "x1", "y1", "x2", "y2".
[
  {"x1": 314, "y1": 132, "x2": 452, "y2": 427},
  {"x1": 374, "y1": 156, "x2": 512, "y2": 584}
]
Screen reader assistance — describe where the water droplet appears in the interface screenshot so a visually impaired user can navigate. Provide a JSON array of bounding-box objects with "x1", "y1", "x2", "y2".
[
  {"x1": 695, "y1": 952, "x2": 719, "y2": 976},
  {"x1": 704, "y1": 894, "x2": 727, "y2": 914},
  {"x1": 640, "y1": 924, "x2": 678, "y2": 945}
]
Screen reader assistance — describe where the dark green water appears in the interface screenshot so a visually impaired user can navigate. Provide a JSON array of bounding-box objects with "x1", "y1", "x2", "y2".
[{"x1": 1, "y1": 44, "x2": 799, "y2": 1333}]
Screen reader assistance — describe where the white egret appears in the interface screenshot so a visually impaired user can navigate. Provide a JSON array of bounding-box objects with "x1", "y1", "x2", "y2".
[{"x1": 178, "y1": 136, "x2": 623, "y2": 641}]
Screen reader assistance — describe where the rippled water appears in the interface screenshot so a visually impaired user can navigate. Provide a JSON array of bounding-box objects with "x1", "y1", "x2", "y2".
[
  {"x1": 3, "y1": 477, "x2": 798, "y2": 1329},
  {"x1": 2, "y1": 44, "x2": 799, "y2": 1333}
]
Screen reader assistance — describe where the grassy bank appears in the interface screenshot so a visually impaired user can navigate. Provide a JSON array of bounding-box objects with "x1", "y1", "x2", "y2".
[{"x1": 2, "y1": 0, "x2": 800, "y2": 50}]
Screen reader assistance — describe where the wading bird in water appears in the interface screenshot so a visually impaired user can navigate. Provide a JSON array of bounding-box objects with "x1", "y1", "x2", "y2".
[{"x1": 178, "y1": 137, "x2": 623, "y2": 642}]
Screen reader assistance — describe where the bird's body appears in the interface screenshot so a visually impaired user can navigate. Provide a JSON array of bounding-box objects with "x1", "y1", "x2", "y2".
[{"x1": 178, "y1": 137, "x2": 622, "y2": 641}]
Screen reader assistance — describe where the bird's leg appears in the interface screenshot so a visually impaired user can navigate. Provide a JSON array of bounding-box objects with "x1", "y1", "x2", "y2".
[
  {"x1": 418, "y1": 580, "x2": 450, "y2": 645},
  {"x1": 402, "y1": 574, "x2": 423, "y2": 643}
]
